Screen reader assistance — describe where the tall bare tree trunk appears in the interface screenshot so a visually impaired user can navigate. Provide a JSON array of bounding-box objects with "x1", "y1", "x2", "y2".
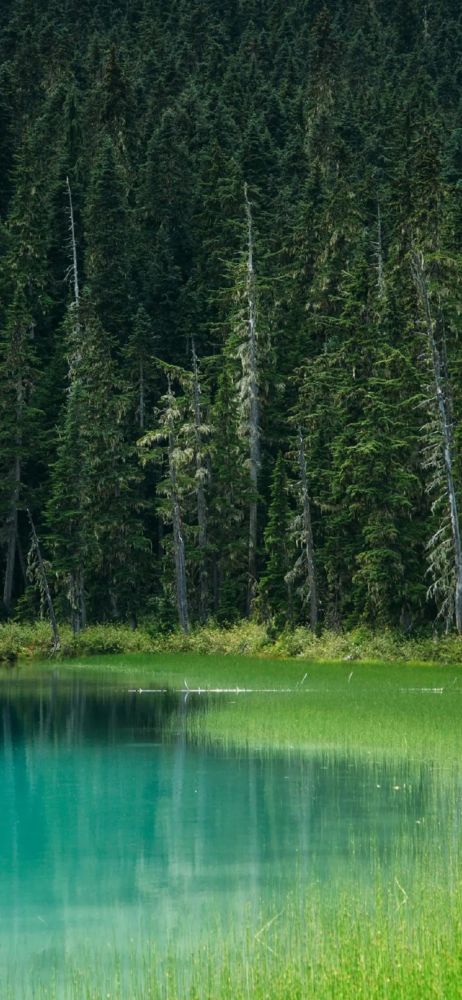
[
  {"x1": 298, "y1": 427, "x2": 318, "y2": 632},
  {"x1": 192, "y1": 341, "x2": 208, "y2": 621},
  {"x1": 412, "y1": 250, "x2": 462, "y2": 633},
  {"x1": 26, "y1": 507, "x2": 61, "y2": 652},
  {"x1": 167, "y1": 376, "x2": 189, "y2": 633},
  {"x1": 66, "y1": 177, "x2": 80, "y2": 316},
  {"x1": 244, "y1": 183, "x2": 260, "y2": 615},
  {"x1": 69, "y1": 568, "x2": 86, "y2": 636},
  {"x1": 66, "y1": 177, "x2": 86, "y2": 634}
]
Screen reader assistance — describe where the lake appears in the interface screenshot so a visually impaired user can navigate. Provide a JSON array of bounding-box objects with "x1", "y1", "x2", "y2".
[{"x1": 0, "y1": 674, "x2": 460, "y2": 996}]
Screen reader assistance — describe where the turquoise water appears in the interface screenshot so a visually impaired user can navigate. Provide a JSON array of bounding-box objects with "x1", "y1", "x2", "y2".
[{"x1": 0, "y1": 679, "x2": 457, "y2": 993}]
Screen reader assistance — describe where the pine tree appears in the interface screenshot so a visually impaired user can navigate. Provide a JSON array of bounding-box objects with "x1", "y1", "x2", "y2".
[
  {"x1": 48, "y1": 298, "x2": 147, "y2": 624},
  {"x1": 209, "y1": 362, "x2": 249, "y2": 621},
  {"x1": 139, "y1": 374, "x2": 191, "y2": 633},
  {"x1": 296, "y1": 234, "x2": 424, "y2": 628},
  {"x1": 226, "y1": 184, "x2": 263, "y2": 615},
  {"x1": 191, "y1": 341, "x2": 210, "y2": 621},
  {"x1": 260, "y1": 452, "x2": 292, "y2": 625},
  {"x1": 84, "y1": 133, "x2": 134, "y2": 348},
  {"x1": 412, "y1": 250, "x2": 462, "y2": 632},
  {"x1": 124, "y1": 305, "x2": 158, "y2": 432},
  {"x1": 287, "y1": 429, "x2": 318, "y2": 631},
  {"x1": 0, "y1": 135, "x2": 50, "y2": 615}
]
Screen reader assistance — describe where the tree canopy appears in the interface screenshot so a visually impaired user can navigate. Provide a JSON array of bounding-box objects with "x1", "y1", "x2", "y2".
[{"x1": 1, "y1": 0, "x2": 462, "y2": 633}]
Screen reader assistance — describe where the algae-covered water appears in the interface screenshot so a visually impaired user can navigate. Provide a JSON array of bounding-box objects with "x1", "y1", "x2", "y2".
[{"x1": 0, "y1": 658, "x2": 461, "y2": 997}]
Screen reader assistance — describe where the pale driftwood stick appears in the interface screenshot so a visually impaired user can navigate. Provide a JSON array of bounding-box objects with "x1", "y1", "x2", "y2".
[{"x1": 129, "y1": 687, "x2": 314, "y2": 694}]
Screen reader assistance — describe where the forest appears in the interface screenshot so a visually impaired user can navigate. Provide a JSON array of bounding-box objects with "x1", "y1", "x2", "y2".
[{"x1": 1, "y1": 0, "x2": 462, "y2": 636}]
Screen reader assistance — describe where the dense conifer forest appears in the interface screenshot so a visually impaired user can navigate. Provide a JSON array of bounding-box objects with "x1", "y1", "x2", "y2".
[{"x1": 1, "y1": 0, "x2": 462, "y2": 634}]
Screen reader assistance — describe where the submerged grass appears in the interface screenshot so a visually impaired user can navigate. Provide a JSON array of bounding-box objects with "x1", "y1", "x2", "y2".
[
  {"x1": 184, "y1": 659, "x2": 462, "y2": 766},
  {"x1": 6, "y1": 870, "x2": 462, "y2": 999}
]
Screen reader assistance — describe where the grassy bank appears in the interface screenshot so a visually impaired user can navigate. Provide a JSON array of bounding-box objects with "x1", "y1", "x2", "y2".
[{"x1": 2, "y1": 618, "x2": 462, "y2": 665}]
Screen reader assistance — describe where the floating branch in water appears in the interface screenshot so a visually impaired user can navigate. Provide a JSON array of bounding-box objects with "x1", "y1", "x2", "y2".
[
  {"x1": 399, "y1": 688, "x2": 444, "y2": 694},
  {"x1": 128, "y1": 687, "x2": 314, "y2": 694}
]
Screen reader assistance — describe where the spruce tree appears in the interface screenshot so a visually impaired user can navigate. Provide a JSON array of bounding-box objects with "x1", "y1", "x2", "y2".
[
  {"x1": 260, "y1": 452, "x2": 292, "y2": 626},
  {"x1": 84, "y1": 132, "x2": 134, "y2": 348},
  {"x1": 0, "y1": 135, "x2": 50, "y2": 615},
  {"x1": 139, "y1": 374, "x2": 191, "y2": 633},
  {"x1": 208, "y1": 362, "x2": 249, "y2": 621},
  {"x1": 48, "y1": 298, "x2": 147, "y2": 624}
]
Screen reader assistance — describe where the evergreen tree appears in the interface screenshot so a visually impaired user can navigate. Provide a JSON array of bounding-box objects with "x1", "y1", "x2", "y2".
[
  {"x1": 225, "y1": 184, "x2": 264, "y2": 615},
  {"x1": 124, "y1": 305, "x2": 158, "y2": 432},
  {"x1": 48, "y1": 298, "x2": 147, "y2": 624},
  {"x1": 0, "y1": 135, "x2": 50, "y2": 615},
  {"x1": 139, "y1": 374, "x2": 191, "y2": 633},
  {"x1": 260, "y1": 452, "x2": 292, "y2": 625},
  {"x1": 84, "y1": 133, "x2": 134, "y2": 347},
  {"x1": 412, "y1": 250, "x2": 462, "y2": 632},
  {"x1": 209, "y1": 362, "x2": 249, "y2": 621}
]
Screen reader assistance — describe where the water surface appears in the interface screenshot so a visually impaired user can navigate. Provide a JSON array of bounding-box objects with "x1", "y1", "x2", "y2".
[{"x1": 0, "y1": 678, "x2": 459, "y2": 993}]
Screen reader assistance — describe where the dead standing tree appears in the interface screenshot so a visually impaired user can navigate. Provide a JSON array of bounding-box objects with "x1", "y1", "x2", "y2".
[
  {"x1": 286, "y1": 427, "x2": 318, "y2": 632},
  {"x1": 65, "y1": 177, "x2": 86, "y2": 633},
  {"x1": 168, "y1": 420, "x2": 190, "y2": 633},
  {"x1": 191, "y1": 340, "x2": 209, "y2": 621},
  {"x1": 238, "y1": 183, "x2": 261, "y2": 615},
  {"x1": 297, "y1": 427, "x2": 318, "y2": 631},
  {"x1": 412, "y1": 250, "x2": 462, "y2": 633}
]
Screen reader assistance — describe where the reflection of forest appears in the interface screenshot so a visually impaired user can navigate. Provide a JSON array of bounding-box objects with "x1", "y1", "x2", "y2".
[
  {"x1": 0, "y1": 685, "x2": 457, "y2": 967},
  {"x1": 1, "y1": 680, "x2": 186, "y2": 744}
]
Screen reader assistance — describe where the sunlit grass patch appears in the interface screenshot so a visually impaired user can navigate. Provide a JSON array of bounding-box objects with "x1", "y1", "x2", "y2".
[{"x1": 184, "y1": 661, "x2": 462, "y2": 765}]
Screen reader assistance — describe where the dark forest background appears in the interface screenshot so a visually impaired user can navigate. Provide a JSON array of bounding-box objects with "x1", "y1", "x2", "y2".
[{"x1": 1, "y1": 0, "x2": 462, "y2": 634}]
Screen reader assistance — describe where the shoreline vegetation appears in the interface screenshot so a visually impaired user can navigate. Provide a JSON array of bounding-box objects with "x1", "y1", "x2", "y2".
[{"x1": 2, "y1": 618, "x2": 462, "y2": 666}]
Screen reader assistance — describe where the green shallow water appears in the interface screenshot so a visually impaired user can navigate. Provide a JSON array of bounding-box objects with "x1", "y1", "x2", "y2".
[{"x1": 0, "y1": 674, "x2": 461, "y2": 995}]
